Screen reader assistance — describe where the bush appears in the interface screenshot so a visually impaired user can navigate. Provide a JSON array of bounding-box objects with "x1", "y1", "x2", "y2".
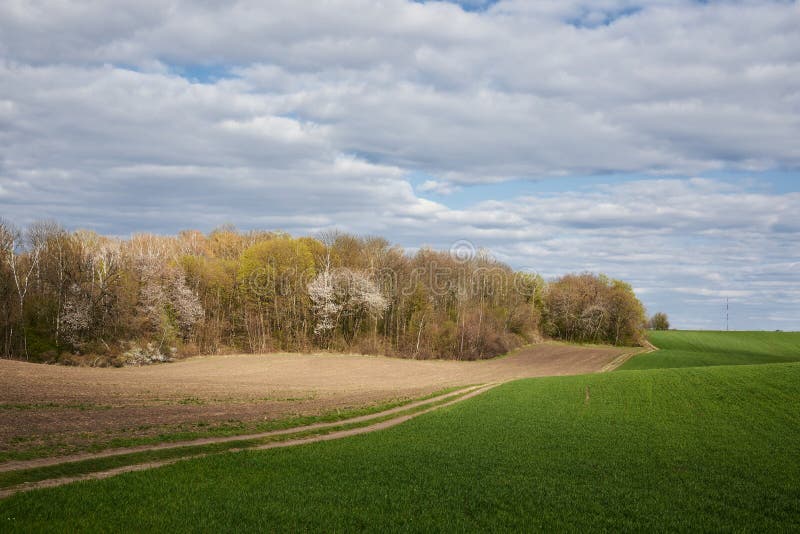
[{"x1": 122, "y1": 342, "x2": 173, "y2": 366}]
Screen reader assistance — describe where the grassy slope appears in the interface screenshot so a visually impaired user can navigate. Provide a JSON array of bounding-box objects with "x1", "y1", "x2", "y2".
[
  {"x1": 3, "y1": 363, "x2": 799, "y2": 532},
  {"x1": 619, "y1": 330, "x2": 800, "y2": 370}
]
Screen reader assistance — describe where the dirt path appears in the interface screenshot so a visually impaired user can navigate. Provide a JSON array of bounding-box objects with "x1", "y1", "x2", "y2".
[
  {"x1": 0, "y1": 383, "x2": 499, "y2": 499},
  {"x1": 0, "y1": 384, "x2": 484, "y2": 473},
  {"x1": 601, "y1": 340, "x2": 658, "y2": 372}
]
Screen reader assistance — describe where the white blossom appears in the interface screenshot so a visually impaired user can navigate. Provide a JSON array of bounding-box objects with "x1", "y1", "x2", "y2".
[{"x1": 307, "y1": 267, "x2": 387, "y2": 336}]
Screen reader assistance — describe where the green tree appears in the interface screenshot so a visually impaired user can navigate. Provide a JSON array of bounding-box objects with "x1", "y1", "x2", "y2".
[
  {"x1": 238, "y1": 238, "x2": 316, "y2": 350},
  {"x1": 649, "y1": 312, "x2": 670, "y2": 331}
]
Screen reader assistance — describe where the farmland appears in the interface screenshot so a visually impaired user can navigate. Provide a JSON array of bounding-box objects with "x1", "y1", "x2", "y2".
[
  {"x1": 619, "y1": 330, "x2": 800, "y2": 370},
  {"x1": 2, "y1": 347, "x2": 798, "y2": 531},
  {"x1": 0, "y1": 343, "x2": 630, "y2": 463},
  {"x1": 1, "y1": 331, "x2": 799, "y2": 531}
]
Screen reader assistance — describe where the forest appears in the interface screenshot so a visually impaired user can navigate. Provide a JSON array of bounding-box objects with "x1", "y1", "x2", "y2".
[{"x1": 0, "y1": 220, "x2": 647, "y2": 365}]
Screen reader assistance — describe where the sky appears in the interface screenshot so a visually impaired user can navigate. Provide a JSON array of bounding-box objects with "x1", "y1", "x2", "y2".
[{"x1": 0, "y1": 0, "x2": 798, "y2": 331}]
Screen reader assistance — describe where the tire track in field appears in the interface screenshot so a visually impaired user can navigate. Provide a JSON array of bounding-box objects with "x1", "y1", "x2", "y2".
[
  {"x1": 0, "y1": 343, "x2": 639, "y2": 498},
  {"x1": 601, "y1": 340, "x2": 658, "y2": 372},
  {"x1": 0, "y1": 385, "x2": 485, "y2": 474},
  {"x1": 0, "y1": 383, "x2": 500, "y2": 499}
]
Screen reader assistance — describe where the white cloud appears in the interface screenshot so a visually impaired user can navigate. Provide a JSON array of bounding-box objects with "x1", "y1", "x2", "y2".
[
  {"x1": 418, "y1": 180, "x2": 461, "y2": 195},
  {"x1": 0, "y1": 1, "x2": 798, "y2": 329},
  {"x1": 1, "y1": 1, "x2": 799, "y2": 180}
]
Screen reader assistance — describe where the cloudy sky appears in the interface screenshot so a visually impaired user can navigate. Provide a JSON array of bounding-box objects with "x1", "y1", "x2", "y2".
[{"x1": 1, "y1": 0, "x2": 798, "y2": 330}]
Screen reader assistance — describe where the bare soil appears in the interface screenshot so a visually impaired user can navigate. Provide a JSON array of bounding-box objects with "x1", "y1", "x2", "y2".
[
  {"x1": 0, "y1": 383, "x2": 499, "y2": 499},
  {"x1": 0, "y1": 343, "x2": 632, "y2": 457}
]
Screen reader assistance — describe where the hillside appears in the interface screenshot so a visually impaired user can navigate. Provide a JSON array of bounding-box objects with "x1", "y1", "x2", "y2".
[{"x1": 619, "y1": 330, "x2": 800, "y2": 370}]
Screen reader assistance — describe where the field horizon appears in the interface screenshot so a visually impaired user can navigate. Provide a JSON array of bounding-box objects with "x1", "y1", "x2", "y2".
[{"x1": 621, "y1": 329, "x2": 800, "y2": 370}]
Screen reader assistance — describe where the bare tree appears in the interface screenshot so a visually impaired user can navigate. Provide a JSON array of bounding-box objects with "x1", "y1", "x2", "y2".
[
  {"x1": 2, "y1": 222, "x2": 44, "y2": 359},
  {"x1": 0, "y1": 219, "x2": 16, "y2": 357}
]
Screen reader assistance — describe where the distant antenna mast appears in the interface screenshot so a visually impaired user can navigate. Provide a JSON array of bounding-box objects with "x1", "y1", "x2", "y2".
[{"x1": 726, "y1": 298, "x2": 729, "y2": 332}]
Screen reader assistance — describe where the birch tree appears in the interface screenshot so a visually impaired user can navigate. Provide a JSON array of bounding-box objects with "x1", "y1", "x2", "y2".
[{"x1": 2, "y1": 222, "x2": 43, "y2": 359}]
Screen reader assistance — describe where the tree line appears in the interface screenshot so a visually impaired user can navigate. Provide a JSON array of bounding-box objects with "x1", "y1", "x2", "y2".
[{"x1": 0, "y1": 220, "x2": 648, "y2": 365}]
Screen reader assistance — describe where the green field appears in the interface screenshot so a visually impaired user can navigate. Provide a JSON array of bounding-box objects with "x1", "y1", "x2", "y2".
[
  {"x1": 3, "y1": 359, "x2": 799, "y2": 531},
  {"x1": 618, "y1": 330, "x2": 800, "y2": 370}
]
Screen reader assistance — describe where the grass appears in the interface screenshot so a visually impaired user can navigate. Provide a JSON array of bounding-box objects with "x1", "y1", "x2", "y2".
[
  {"x1": 2, "y1": 362, "x2": 798, "y2": 531},
  {"x1": 618, "y1": 330, "x2": 800, "y2": 370}
]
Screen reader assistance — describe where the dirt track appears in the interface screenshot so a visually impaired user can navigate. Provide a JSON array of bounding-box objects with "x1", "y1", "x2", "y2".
[
  {"x1": 0, "y1": 383, "x2": 500, "y2": 498},
  {"x1": 0, "y1": 343, "x2": 633, "y2": 456}
]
